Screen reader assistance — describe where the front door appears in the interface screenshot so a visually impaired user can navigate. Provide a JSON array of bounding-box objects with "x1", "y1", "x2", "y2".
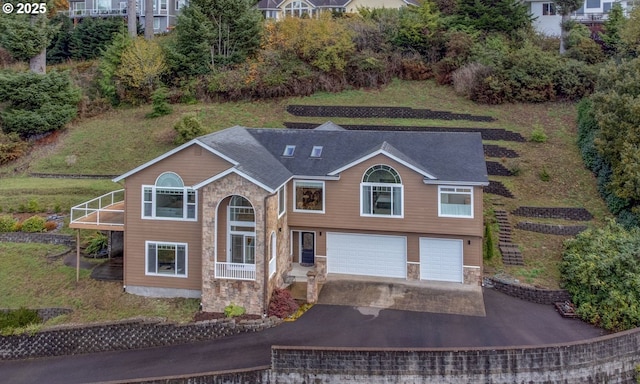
[{"x1": 301, "y1": 232, "x2": 315, "y2": 266}]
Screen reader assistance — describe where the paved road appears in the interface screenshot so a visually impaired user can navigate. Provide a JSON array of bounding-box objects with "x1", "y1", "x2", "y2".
[{"x1": 0, "y1": 289, "x2": 605, "y2": 384}]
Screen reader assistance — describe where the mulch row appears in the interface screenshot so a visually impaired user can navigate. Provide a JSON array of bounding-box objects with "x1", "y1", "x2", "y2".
[
  {"x1": 486, "y1": 161, "x2": 513, "y2": 176},
  {"x1": 286, "y1": 105, "x2": 496, "y2": 122},
  {"x1": 284, "y1": 122, "x2": 526, "y2": 142}
]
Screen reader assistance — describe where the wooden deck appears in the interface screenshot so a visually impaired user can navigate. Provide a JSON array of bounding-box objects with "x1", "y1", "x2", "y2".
[{"x1": 69, "y1": 201, "x2": 125, "y2": 231}]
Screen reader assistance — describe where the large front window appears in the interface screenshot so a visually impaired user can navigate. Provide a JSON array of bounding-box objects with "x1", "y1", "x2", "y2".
[
  {"x1": 146, "y1": 242, "x2": 187, "y2": 277},
  {"x1": 439, "y1": 186, "x2": 473, "y2": 218},
  {"x1": 542, "y1": 2, "x2": 556, "y2": 15},
  {"x1": 284, "y1": 0, "x2": 313, "y2": 17},
  {"x1": 361, "y1": 165, "x2": 403, "y2": 217},
  {"x1": 143, "y1": 172, "x2": 196, "y2": 220},
  {"x1": 294, "y1": 181, "x2": 324, "y2": 213},
  {"x1": 228, "y1": 196, "x2": 255, "y2": 264}
]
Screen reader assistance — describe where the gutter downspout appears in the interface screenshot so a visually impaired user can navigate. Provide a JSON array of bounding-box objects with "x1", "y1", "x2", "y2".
[{"x1": 263, "y1": 193, "x2": 270, "y2": 317}]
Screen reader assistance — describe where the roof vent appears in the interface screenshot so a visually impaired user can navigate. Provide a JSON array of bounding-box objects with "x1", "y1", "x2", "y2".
[
  {"x1": 283, "y1": 145, "x2": 296, "y2": 157},
  {"x1": 310, "y1": 146, "x2": 323, "y2": 158}
]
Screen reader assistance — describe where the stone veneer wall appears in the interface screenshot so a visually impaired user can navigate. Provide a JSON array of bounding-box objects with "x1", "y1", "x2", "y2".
[
  {"x1": 200, "y1": 173, "x2": 269, "y2": 315},
  {"x1": 0, "y1": 317, "x2": 280, "y2": 360}
]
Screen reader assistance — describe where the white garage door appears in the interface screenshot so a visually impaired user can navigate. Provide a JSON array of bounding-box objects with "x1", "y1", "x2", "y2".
[
  {"x1": 420, "y1": 238, "x2": 463, "y2": 283},
  {"x1": 327, "y1": 233, "x2": 406, "y2": 278}
]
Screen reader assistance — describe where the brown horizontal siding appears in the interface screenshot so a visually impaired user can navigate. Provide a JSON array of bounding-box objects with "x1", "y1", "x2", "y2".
[
  {"x1": 292, "y1": 226, "x2": 482, "y2": 267},
  {"x1": 287, "y1": 154, "x2": 483, "y2": 237},
  {"x1": 123, "y1": 145, "x2": 232, "y2": 291}
]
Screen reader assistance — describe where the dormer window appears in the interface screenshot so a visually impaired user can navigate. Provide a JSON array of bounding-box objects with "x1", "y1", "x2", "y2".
[
  {"x1": 310, "y1": 146, "x2": 323, "y2": 158},
  {"x1": 283, "y1": 145, "x2": 296, "y2": 157}
]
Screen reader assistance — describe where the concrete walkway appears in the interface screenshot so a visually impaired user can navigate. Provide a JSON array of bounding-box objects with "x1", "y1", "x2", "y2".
[{"x1": 318, "y1": 277, "x2": 485, "y2": 316}]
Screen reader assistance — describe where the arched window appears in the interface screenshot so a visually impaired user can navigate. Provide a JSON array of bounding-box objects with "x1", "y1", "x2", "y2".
[
  {"x1": 228, "y1": 196, "x2": 255, "y2": 265},
  {"x1": 284, "y1": 0, "x2": 313, "y2": 17},
  {"x1": 143, "y1": 172, "x2": 196, "y2": 220},
  {"x1": 361, "y1": 165, "x2": 403, "y2": 217}
]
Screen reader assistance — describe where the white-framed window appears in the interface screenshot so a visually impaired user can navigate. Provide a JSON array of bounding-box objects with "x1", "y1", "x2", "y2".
[
  {"x1": 269, "y1": 231, "x2": 277, "y2": 278},
  {"x1": 142, "y1": 172, "x2": 196, "y2": 221},
  {"x1": 160, "y1": 0, "x2": 167, "y2": 11},
  {"x1": 146, "y1": 241, "x2": 187, "y2": 277},
  {"x1": 153, "y1": 17, "x2": 160, "y2": 31},
  {"x1": 294, "y1": 180, "x2": 325, "y2": 213},
  {"x1": 278, "y1": 186, "x2": 286, "y2": 218},
  {"x1": 310, "y1": 146, "x2": 323, "y2": 158},
  {"x1": 175, "y1": 0, "x2": 185, "y2": 10},
  {"x1": 283, "y1": 145, "x2": 296, "y2": 157},
  {"x1": 284, "y1": 0, "x2": 313, "y2": 17},
  {"x1": 542, "y1": 2, "x2": 556, "y2": 15},
  {"x1": 438, "y1": 186, "x2": 473, "y2": 218},
  {"x1": 228, "y1": 196, "x2": 256, "y2": 265},
  {"x1": 361, "y1": 165, "x2": 403, "y2": 217}
]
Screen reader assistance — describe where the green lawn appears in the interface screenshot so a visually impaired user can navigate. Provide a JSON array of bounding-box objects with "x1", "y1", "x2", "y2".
[
  {"x1": 0, "y1": 243, "x2": 199, "y2": 326},
  {"x1": 0, "y1": 79, "x2": 611, "y2": 324}
]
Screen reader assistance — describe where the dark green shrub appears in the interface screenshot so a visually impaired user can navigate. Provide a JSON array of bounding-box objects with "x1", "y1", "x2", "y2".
[
  {"x1": 554, "y1": 59, "x2": 597, "y2": 100},
  {"x1": 21, "y1": 216, "x2": 46, "y2": 233},
  {"x1": 561, "y1": 220, "x2": 640, "y2": 331},
  {"x1": 173, "y1": 115, "x2": 205, "y2": 145},
  {"x1": 0, "y1": 308, "x2": 42, "y2": 334},
  {"x1": 483, "y1": 219, "x2": 495, "y2": 261}
]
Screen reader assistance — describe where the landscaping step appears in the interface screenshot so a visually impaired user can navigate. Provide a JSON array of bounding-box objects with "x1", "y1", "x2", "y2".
[
  {"x1": 484, "y1": 144, "x2": 520, "y2": 158},
  {"x1": 494, "y1": 210, "x2": 525, "y2": 266},
  {"x1": 515, "y1": 222, "x2": 588, "y2": 236}
]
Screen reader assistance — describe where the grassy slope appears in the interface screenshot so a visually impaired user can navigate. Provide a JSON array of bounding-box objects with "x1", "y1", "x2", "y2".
[{"x1": 0, "y1": 80, "x2": 609, "y2": 325}]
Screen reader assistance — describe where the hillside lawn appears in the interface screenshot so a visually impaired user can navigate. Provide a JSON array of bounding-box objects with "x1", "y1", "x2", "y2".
[{"x1": 0, "y1": 79, "x2": 609, "y2": 325}]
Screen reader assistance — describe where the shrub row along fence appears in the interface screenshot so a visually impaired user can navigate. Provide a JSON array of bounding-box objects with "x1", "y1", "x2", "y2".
[
  {"x1": 511, "y1": 207, "x2": 593, "y2": 221},
  {"x1": 0, "y1": 316, "x2": 281, "y2": 360},
  {"x1": 286, "y1": 105, "x2": 496, "y2": 122},
  {"x1": 284, "y1": 122, "x2": 525, "y2": 142}
]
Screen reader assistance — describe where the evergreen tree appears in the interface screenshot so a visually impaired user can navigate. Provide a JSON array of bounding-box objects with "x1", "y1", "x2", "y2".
[
  {"x1": 555, "y1": 0, "x2": 583, "y2": 54},
  {"x1": 0, "y1": 71, "x2": 81, "y2": 137},
  {"x1": 166, "y1": 0, "x2": 262, "y2": 76},
  {"x1": 454, "y1": 0, "x2": 532, "y2": 35}
]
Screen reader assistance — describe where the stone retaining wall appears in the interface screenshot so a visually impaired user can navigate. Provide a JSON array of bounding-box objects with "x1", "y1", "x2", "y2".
[
  {"x1": 285, "y1": 105, "x2": 496, "y2": 122},
  {"x1": 269, "y1": 327, "x2": 640, "y2": 383},
  {"x1": 512, "y1": 207, "x2": 593, "y2": 221},
  {"x1": 516, "y1": 222, "x2": 588, "y2": 236},
  {"x1": 0, "y1": 232, "x2": 75, "y2": 247},
  {"x1": 486, "y1": 277, "x2": 571, "y2": 305},
  {"x1": 0, "y1": 317, "x2": 280, "y2": 360}
]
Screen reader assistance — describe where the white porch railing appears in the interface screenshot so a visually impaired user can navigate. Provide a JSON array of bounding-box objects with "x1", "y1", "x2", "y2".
[
  {"x1": 58, "y1": 9, "x2": 132, "y2": 17},
  {"x1": 215, "y1": 262, "x2": 256, "y2": 280},
  {"x1": 70, "y1": 189, "x2": 125, "y2": 227}
]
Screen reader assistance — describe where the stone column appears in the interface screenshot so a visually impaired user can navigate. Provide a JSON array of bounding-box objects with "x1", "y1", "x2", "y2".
[{"x1": 306, "y1": 270, "x2": 318, "y2": 304}]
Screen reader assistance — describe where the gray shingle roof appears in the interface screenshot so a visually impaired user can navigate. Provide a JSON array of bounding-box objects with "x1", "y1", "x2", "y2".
[{"x1": 195, "y1": 125, "x2": 488, "y2": 191}]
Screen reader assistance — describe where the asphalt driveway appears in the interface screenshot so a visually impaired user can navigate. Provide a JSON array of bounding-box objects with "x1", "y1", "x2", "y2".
[{"x1": 0, "y1": 288, "x2": 606, "y2": 384}]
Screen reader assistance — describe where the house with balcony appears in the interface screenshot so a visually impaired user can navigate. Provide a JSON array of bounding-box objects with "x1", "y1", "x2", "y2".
[
  {"x1": 526, "y1": 0, "x2": 634, "y2": 36},
  {"x1": 59, "y1": 0, "x2": 186, "y2": 33},
  {"x1": 70, "y1": 123, "x2": 489, "y2": 315},
  {"x1": 256, "y1": 0, "x2": 418, "y2": 19}
]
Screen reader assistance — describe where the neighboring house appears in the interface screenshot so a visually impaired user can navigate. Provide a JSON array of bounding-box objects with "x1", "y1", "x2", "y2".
[
  {"x1": 59, "y1": 0, "x2": 187, "y2": 34},
  {"x1": 70, "y1": 123, "x2": 489, "y2": 315},
  {"x1": 525, "y1": 0, "x2": 633, "y2": 36},
  {"x1": 257, "y1": 0, "x2": 418, "y2": 19}
]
